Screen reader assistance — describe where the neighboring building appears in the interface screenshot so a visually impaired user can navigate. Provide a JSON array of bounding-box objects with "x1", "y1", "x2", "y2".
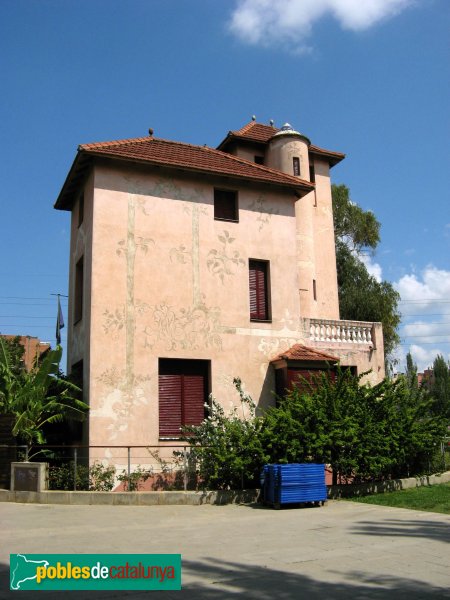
[
  {"x1": 54, "y1": 119, "x2": 384, "y2": 463},
  {"x1": 417, "y1": 369, "x2": 434, "y2": 389},
  {"x1": 0, "y1": 335, "x2": 51, "y2": 372}
]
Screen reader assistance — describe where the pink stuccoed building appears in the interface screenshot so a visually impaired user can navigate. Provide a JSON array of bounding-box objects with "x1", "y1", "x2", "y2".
[{"x1": 55, "y1": 119, "x2": 384, "y2": 462}]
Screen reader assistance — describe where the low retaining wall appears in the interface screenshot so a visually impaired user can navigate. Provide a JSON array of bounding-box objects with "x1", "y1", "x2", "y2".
[
  {"x1": 328, "y1": 471, "x2": 450, "y2": 499},
  {"x1": 1, "y1": 471, "x2": 448, "y2": 505},
  {"x1": 0, "y1": 488, "x2": 260, "y2": 506}
]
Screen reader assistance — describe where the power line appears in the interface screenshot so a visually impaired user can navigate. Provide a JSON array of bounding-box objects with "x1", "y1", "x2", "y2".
[
  {"x1": 0, "y1": 302, "x2": 67, "y2": 307},
  {"x1": 401, "y1": 313, "x2": 450, "y2": 317},
  {"x1": 401, "y1": 322, "x2": 450, "y2": 326},
  {"x1": 0, "y1": 315, "x2": 56, "y2": 320},
  {"x1": 399, "y1": 341, "x2": 450, "y2": 345},
  {"x1": 401, "y1": 334, "x2": 450, "y2": 338},
  {"x1": 0, "y1": 296, "x2": 67, "y2": 300},
  {"x1": 399, "y1": 300, "x2": 450, "y2": 304}
]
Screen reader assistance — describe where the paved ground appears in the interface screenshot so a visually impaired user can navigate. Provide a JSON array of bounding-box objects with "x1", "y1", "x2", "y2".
[{"x1": 1, "y1": 500, "x2": 449, "y2": 599}]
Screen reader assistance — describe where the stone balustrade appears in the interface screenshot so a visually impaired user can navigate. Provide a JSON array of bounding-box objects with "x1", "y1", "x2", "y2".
[{"x1": 303, "y1": 318, "x2": 375, "y2": 345}]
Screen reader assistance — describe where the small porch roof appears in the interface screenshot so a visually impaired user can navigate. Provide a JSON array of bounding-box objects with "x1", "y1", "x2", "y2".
[{"x1": 270, "y1": 343, "x2": 339, "y2": 364}]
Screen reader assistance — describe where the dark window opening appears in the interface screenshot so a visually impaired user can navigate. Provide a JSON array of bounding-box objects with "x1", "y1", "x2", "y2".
[
  {"x1": 254, "y1": 155, "x2": 264, "y2": 165},
  {"x1": 313, "y1": 279, "x2": 317, "y2": 301},
  {"x1": 309, "y1": 163, "x2": 315, "y2": 183},
  {"x1": 78, "y1": 193, "x2": 84, "y2": 227},
  {"x1": 71, "y1": 359, "x2": 84, "y2": 390},
  {"x1": 159, "y1": 359, "x2": 210, "y2": 438},
  {"x1": 293, "y1": 157, "x2": 300, "y2": 177},
  {"x1": 249, "y1": 260, "x2": 271, "y2": 321},
  {"x1": 74, "y1": 256, "x2": 84, "y2": 324},
  {"x1": 214, "y1": 189, "x2": 238, "y2": 221}
]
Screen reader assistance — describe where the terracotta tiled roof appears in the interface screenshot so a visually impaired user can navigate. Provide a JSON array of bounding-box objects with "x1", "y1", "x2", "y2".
[
  {"x1": 218, "y1": 121, "x2": 345, "y2": 166},
  {"x1": 309, "y1": 144, "x2": 345, "y2": 166},
  {"x1": 79, "y1": 137, "x2": 312, "y2": 188},
  {"x1": 231, "y1": 121, "x2": 278, "y2": 143},
  {"x1": 271, "y1": 343, "x2": 339, "y2": 363},
  {"x1": 55, "y1": 135, "x2": 314, "y2": 209}
]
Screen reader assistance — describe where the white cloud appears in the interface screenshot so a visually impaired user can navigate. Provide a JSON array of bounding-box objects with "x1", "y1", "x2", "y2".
[
  {"x1": 360, "y1": 253, "x2": 383, "y2": 282},
  {"x1": 229, "y1": 0, "x2": 414, "y2": 50},
  {"x1": 395, "y1": 265, "x2": 450, "y2": 315},
  {"x1": 393, "y1": 265, "x2": 450, "y2": 372},
  {"x1": 405, "y1": 345, "x2": 450, "y2": 372}
]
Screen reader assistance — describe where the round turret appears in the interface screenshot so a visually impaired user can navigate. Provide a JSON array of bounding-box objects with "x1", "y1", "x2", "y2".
[{"x1": 266, "y1": 123, "x2": 311, "y2": 180}]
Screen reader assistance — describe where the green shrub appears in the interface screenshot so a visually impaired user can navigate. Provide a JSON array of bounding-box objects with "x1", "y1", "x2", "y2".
[
  {"x1": 183, "y1": 371, "x2": 447, "y2": 489},
  {"x1": 183, "y1": 378, "x2": 266, "y2": 490},
  {"x1": 117, "y1": 465, "x2": 152, "y2": 491},
  {"x1": 49, "y1": 461, "x2": 116, "y2": 491},
  {"x1": 49, "y1": 462, "x2": 89, "y2": 490},
  {"x1": 88, "y1": 461, "x2": 116, "y2": 491}
]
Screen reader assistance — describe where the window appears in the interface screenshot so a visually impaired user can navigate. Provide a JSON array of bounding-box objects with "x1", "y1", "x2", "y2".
[
  {"x1": 78, "y1": 193, "x2": 84, "y2": 227},
  {"x1": 249, "y1": 260, "x2": 271, "y2": 321},
  {"x1": 310, "y1": 162, "x2": 317, "y2": 206},
  {"x1": 313, "y1": 279, "x2": 317, "y2": 301},
  {"x1": 214, "y1": 189, "x2": 238, "y2": 221},
  {"x1": 159, "y1": 359, "x2": 210, "y2": 437},
  {"x1": 293, "y1": 157, "x2": 300, "y2": 176},
  {"x1": 254, "y1": 155, "x2": 264, "y2": 165},
  {"x1": 74, "y1": 256, "x2": 84, "y2": 323}
]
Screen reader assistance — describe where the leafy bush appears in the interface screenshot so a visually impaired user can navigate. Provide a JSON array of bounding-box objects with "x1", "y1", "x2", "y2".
[
  {"x1": 183, "y1": 378, "x2": 266, "y2": 490},
  {"x1": 88, "y1": 461, "x2": 116, "y2": 491},
  {"x1": 117, "y1": 465, "x2": 152, "y2": 491},
  {"x1": 184, "y1": 371, "x2": 447, "y2": 489},
  {"x1": 261, "y1": 368, "x2": 447, "y2": 483},
  {"x1": 49, "y1": 462, "x2": 89, "y2": 490},
  {"x1": 49, "y1": 461, "x2": 116, "y2": 491}
]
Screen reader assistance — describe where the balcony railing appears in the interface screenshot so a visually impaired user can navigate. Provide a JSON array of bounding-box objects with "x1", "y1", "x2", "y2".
[{"x1": 302, "y1": 318, "x2": 375, "y2": 345}]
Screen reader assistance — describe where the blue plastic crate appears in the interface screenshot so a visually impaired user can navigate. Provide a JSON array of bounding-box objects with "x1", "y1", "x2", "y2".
[{"x1": 262, "y1": 463, "x2": 327, "y2": 508}]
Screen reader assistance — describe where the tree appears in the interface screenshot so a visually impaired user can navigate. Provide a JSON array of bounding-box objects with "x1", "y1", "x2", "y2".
[
  {"x1": 332, "y1": 184, "x2": 401, "y2": 361},
  {"x1": 430, "y1": 355, "x2": 450, "y2": 419},
  {"x1": 405, "y1": 352, "x2": 418, "y2": 388},
  {"x1": 0, "y1": 338, "x2": 88, "y2": 448},
  {"x1": 183, "y1": 378, "x2": 266, "y2": 489},
  {"x1": 262, "y1": 368, "x2": 446, "y2": 483},
  {"x1": 0, "y1": 335, "x2": 25, "y2": 376}
]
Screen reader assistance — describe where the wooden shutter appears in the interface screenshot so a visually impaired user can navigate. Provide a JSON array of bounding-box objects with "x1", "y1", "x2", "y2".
[
  {"x1": 287, "y1": 368, "x2": 336, "y2": 393},
  {"x1": 249, "y1": 260, "x2": 268, "y2": 320},
  {"x1": 182, "y1": 375, "x2": 205, "y2": 426},
  {"x1": 214, "y1": 189, "x2": 237, "y2": 221},
  {"x1": 159, "y1": 374, "x2": 182, "y2": 436}
]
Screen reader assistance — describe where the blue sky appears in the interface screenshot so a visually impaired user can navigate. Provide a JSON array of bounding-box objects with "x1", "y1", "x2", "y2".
[{"x1": 0, "y1": 0, "x2": 448, "y2": 372}]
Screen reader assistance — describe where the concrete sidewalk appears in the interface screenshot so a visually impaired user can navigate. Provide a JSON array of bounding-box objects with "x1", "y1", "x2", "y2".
[{"x1": 1, "y1": 500, "x2": 449, "y2": 599}]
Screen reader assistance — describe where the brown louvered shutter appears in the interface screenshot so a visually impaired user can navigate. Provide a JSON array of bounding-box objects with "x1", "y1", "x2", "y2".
[
  {"x1": 287, "y1": 368, "x2": 336, "y2": 393},
  {"x1": 249, "y1": 260, "x2": 268, "y2": 320},
  {"x1": 214, "y1": 189, "x2": 238, "y2": 221},
  {"x1": 159, "y1": 374, "x2": 182, "y2": 436},
  {"x1": 183, "y1": 375, "x2": 205, "y2": 426},
  {"x1": 287, "y1": 369, "x2": 314, "y2": 392}
]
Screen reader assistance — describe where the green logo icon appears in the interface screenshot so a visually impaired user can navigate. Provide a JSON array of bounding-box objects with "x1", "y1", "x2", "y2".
[{"x1": 10, "y1": 554, "x2": 181, "y2": 590}]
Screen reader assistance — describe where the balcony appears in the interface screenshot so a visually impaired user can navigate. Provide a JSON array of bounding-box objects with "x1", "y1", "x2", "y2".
[{"x1": 301, "y1": 318, "x2": 376, "y2": 347}]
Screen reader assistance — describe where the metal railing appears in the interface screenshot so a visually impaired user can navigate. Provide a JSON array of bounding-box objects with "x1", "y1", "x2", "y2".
[{"x1": 0, "y1": 444, "x2": 199, "y2": 492}]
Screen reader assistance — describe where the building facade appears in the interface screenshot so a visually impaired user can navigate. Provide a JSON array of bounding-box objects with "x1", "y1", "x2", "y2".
[
  {"x1": 1, "y1": 335, "x2": 51, "y2": 372},
  {"x1": 55, "y1": 120, "x2": 384, "y2": 460}
]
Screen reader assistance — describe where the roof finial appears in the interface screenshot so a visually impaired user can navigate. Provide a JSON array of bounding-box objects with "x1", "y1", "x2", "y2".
[
  {"x1": 148, "y1": 128, "x2": 154, "y2": 136},
  {"x1": 252, "y1": 115, "x2": 256, "y2": 121},
  {"x1": 269, "y1": 119, "x2": 274, "y2": 127}
]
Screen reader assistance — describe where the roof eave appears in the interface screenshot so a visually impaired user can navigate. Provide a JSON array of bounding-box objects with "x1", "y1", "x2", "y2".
[
  {"x1": 217, "y1": 132, "x2": 269, "y2": 152},
  {"x1": 57, "y1": 150, "x2": 314, "y2": 200},
  {"x1": 54, "y1": 150, "x2": 92, "y2": 211},
  {"x1": 310, "y1": 146, "x2": 345, "y2": 168}
]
